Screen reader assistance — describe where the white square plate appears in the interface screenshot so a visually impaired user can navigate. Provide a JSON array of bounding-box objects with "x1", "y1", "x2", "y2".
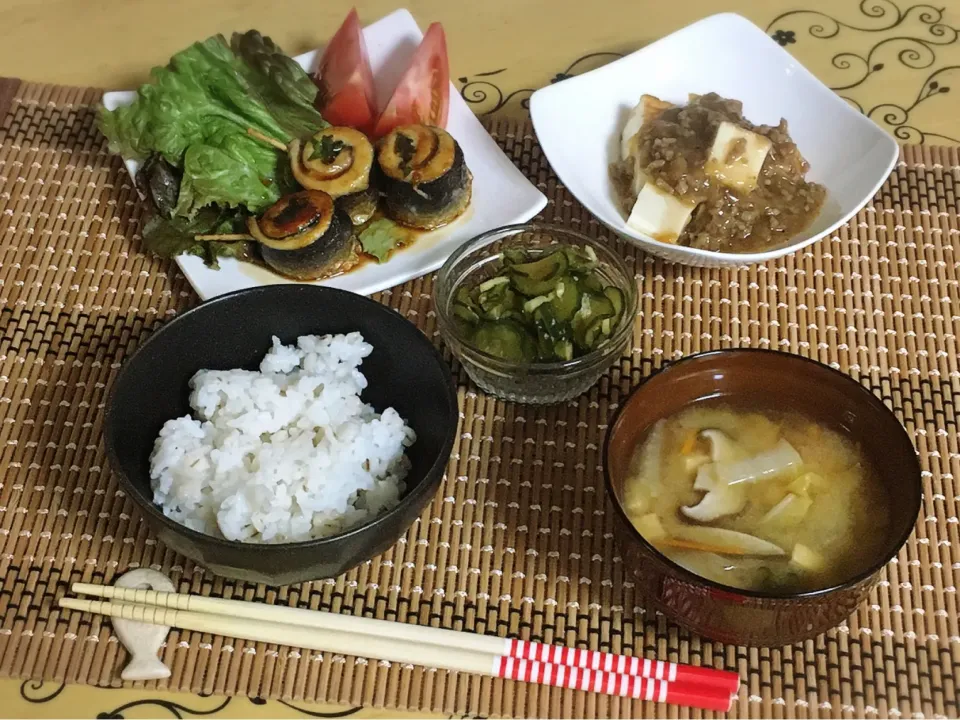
[
  {"x1": 102, "y1": 9, "x2": 546, "y2": 299},
  {"x1": 529, "y1": 13, "x2": 898, "y2": 268}
]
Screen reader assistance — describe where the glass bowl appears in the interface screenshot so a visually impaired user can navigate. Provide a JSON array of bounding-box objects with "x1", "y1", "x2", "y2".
[{"x1": 435, "y1": 224, "x2": 638, "y2": 404}]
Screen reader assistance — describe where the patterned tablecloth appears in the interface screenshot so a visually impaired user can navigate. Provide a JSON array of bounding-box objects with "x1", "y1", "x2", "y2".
[{"x1": 1, "y1": 0, "x2": 959, "y2": 717}]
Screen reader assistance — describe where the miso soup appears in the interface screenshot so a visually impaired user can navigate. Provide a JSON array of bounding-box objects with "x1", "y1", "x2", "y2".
[{"x1": 622, "y1": 400, "x2": 890, "y2": 593}]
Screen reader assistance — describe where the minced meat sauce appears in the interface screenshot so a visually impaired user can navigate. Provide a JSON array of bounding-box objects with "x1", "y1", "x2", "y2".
[{"x1": 612, "y1": 93, "x2": 826, "y2": 253}]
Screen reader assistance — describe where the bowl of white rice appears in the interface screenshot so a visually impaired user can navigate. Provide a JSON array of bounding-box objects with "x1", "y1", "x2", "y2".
[{"x1": 105, "y1": 286, "x2": 458, "y2": 586}]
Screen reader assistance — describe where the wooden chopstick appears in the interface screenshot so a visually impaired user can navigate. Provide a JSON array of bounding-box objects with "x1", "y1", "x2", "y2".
[
  {"x1": 60, "y1": 596, "x2": 735, "y2": 712},
  {"x1": 72, "y1": 583, "x2": 739, "y2": 693}
]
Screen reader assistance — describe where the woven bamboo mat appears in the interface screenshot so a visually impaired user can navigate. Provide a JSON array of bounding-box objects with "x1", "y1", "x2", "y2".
[{"x1": 0, "y1": 77, "x2": 959, "y2": 719}]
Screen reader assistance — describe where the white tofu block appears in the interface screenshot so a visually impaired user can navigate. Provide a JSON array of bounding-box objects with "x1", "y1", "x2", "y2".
[
  {"x1": 635, "y1": 513, "x2": 668, "y2": 542},
  {"x1": 631, "y1": 162, "x2": 647, "y2": 198},
  {"x1": 620, "y1": 99, "x2": 647, "y2": 161},
  {"x1": 626, "y1": 183, "x2": 696, "y2": 244},
  {"x1": 620, "y1": 94, "x2": 675, "y2": 161},
  {"x1": 790, "y1": 543, "x2": 825, "y2": 572},
  {"x1": 705, "y1": 121, "x2": 772, "y2": 193}
]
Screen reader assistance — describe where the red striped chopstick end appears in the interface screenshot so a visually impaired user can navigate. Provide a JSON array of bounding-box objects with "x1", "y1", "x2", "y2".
[
  {"x1": 494, "y1": 655, "x2": 733, "y2": 712},
  {"x1": 505, "y1": 639, "x2": 739, "y2": 694}
]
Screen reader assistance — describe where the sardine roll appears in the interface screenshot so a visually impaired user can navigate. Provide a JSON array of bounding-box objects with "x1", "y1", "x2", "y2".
[
  {"x1": 289, "y1": 127, "x2": 374, "y2": 199},
  {"x1": 247, "y1": 190, "x2": 357, "y2": 281},
  {"x1": 377, "y1": 124, "x2": 472, "y2": 230},
  {"x1": 336, "y1": 183, "x2": 380, "y2": 226}
]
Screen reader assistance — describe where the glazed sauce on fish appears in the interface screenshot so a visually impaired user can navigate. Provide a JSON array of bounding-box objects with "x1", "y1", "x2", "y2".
[{"x1": 237, "y1": 205, "x2": 472, "y2": 283}]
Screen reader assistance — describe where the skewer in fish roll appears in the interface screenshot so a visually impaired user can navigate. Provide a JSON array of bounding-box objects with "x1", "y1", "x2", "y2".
[
  {"x1": 289, "y1": 127, "x2": 378, "y2": 226},
  {"x1": 377, "y1": 124, "x2": 472, "y2": 230},
  {"x1": 247, "y1": 190, "x2": 357, "y2": 281}
]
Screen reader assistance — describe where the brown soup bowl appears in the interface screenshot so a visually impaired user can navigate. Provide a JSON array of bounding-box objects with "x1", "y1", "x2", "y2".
[{"x1": 604, "y1": 349, "x2": 921, "y2": 646}]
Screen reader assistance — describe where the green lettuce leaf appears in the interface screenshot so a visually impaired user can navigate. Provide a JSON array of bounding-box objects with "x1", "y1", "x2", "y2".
[
  {"x1": 99, "y1": 32, "x2": 328, "y2": 222},
  {"x1": 230, "y1": 30, "x2": 327, "y2": 138},
  {"x1": 174, "y1": 141, "x2": 280, "y2": 217},
  {"x1": 99, "y1": 35, "x2": 292, "y2": 164},
  {"x1": 358, "y1": 219, "x2": 410, "y2": 262},
  {"x1": 100, "y1": 29, "x2": 334, "y2": 247}
]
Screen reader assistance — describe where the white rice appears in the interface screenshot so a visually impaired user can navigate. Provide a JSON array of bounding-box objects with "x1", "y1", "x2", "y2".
[{"x1": 149, "y1": 332, "x2": 416, "y2": 544}]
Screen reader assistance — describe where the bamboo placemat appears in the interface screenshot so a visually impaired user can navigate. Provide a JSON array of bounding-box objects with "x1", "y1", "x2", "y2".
[{"x1": 0, "y1": 77, "x2": 958, "y2": 719}]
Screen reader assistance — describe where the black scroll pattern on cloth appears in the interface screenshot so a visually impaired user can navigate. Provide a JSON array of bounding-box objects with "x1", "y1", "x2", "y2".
[
  {"x1": 458, "y1": 0, "x2": 958, "y2": 144},
  {"x1": 767, "y1": 0, "x2": 960, "y2": 143},
  {"x1": 457, "y1": 52, "x2": 623, "y2": 115}
]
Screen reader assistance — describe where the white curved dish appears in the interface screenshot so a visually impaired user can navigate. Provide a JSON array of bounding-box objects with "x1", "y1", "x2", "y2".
[
  {"x1": 102, "y1": 9, "x2": 546, "y2": 299},
  {"x1": 529, "y1": 13, "x2": 898, "y2": 268}
]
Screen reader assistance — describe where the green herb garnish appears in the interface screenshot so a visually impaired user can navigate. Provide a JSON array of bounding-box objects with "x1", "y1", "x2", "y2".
[
  {"x1": 395, "y1": 133, "x2": 416, "y2": 177},
  {"x1": 309, "y1": 134, "x2": 346, "y2": 163}
]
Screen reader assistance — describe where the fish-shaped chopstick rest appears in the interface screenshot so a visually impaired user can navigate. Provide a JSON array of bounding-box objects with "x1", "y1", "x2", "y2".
[{"x1": 112, "y1": 568, "x2": 175, "y2": 681}]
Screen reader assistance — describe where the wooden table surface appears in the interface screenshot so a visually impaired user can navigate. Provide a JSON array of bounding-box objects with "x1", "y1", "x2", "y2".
[{"x1": 2, "y1": 0, "x2": 959, "y2": 717}]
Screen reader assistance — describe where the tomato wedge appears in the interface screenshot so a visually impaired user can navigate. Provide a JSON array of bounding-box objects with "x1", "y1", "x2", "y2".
[
  {"x1": 371, "y1": 23, "x2": 450, "y2": 139},
  {"x1": 313, "y1": 8, "x2": 378, "y2": 134}
]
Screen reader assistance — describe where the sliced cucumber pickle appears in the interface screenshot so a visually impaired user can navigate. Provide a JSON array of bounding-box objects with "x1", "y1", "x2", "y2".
[
  {"x1": 585, "y1": 292, "x2": 614, "y2": 320},
  {"x1": 579, "y1": 273, "x2": 605, "y2": 295},
  {"x1": 453, "y1": 303, "x2": 479, "y2": 323},
  {"x1": 473, "y1": 321, "x2": 535, "y2": 362},
  {"x1": 501, "y1": 248, "x2": 528, "y2": 265},
  {"x1": 533, "y1": 304, "x2": 569, "y2": 359},
  {"x1": 477, "y1": 282, "x2": 517, "y2": 321},
  {"x1": 523, "y1": 295, "x2": 551, "y2": 314},
  {"x1": 562, "y1": 245, "x2": 599, "y2": 273},
  {"x1": 551, "y1": 277, "x2": 580, "y2": 321},
  {"x1": 579, "y1": 315, "x2": 610, "y2": 351},
  {"x1": 571, "y1": 292, "x2": 615, "y2": 350},
  {"x1": 453, "y1": 243, "x2": 625, "y2": 362},
  {"x1": 554, "y1": 340, "x2": 574, "y2": 361},
  {"x1": 510, "y1": 273, "x2": 561, "y2": 297},
  {"x1": 603, "y1": 286, "x2": 625, "y2": 319},
  {"x1": 509, "y1": 249, "x2": 568, "y2": 282},
  {"x1": 534, "y1": 304, "x2": 569, "y2": 343},
  {"x1": 479, "y1": 275, "x2": 510, "y2": 292},
  {"x1": 455, "y1": 285, "x2": 479, "y2": 309}
]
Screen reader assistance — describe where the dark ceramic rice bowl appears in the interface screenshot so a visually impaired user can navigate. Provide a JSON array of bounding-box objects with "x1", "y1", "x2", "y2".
[{"x1": 105, "y1": 285, "x2": 458, "y2": 586}]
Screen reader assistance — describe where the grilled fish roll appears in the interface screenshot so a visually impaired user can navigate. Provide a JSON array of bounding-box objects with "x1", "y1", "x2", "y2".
[
  {"x1": 336, "y1": 183, "x2": 380, "y2": 226},
  {"x1": 377, "y1": 124, "x2": 472, "y2": 230},
  {"x1": 289, "y1": 127, "x2": 374, "y2": 199},
  {"x1": 248, "y1": 190, "x2": 357, "y2": 281}
]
